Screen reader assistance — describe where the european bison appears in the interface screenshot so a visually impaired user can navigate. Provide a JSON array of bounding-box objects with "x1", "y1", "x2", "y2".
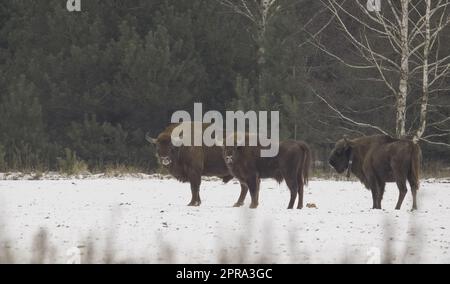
[
  {"x1": 329, "y1": 135, "x2": 422, "y2": 210},
  {"x1": 146, "y1": 123, "x2": 247, "y2": 207},
  {"x1": 222, "y1": 135, "x2": 311, "y2": 209}
]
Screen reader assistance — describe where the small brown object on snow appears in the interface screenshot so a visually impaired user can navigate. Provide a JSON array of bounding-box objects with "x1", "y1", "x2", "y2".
[{"x1": 306, "y1": 203, "x2": 318, "y2": 209}]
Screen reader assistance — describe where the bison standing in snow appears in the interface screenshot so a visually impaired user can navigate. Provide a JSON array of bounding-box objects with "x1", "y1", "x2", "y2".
[
  {"x1": 329, "y1": 135, "x2": 422, "y2": 210},
  {"x1": 146, "y1": 123, "x2": 248, "y2": 207},
  {"x1": 222, "y1": 135, "x2": 312, "y2": 209}
]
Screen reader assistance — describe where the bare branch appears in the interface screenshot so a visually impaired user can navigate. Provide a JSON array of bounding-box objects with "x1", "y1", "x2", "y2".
[
  {"x1": 420, "y1": 137, "x2": 450, "y2": 148},
  {"x1": 310, "y1": 86, "x2": 390, "y2": 136}
]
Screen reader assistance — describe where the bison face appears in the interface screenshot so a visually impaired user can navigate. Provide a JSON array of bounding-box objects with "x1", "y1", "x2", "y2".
[
  {"x1": 329, "y1": 138, "x2": 352, "y2": 174},
  {"x1": 222, "y1": 146, "x2": 236, "y2": 165},
  {"x1": 222, "y1": 145, "x2": 245, "y2": 166},
  {"x1": 155, "y1": 139, "x2": 178, "y2": 166},
  {"x1": 146, "y1": 133, "x2": 177, "y2": 167}
]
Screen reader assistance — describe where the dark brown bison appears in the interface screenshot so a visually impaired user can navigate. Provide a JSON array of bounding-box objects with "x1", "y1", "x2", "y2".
[
  {"x1": 222, "y1": 136, "x2": 311, "y2": 209},
  {"x1": 329, "y1": 135, "x2": 422, "y2": 210},
  {"x1": 146, "y1": 123, "x2": 247, "y2": 207}
]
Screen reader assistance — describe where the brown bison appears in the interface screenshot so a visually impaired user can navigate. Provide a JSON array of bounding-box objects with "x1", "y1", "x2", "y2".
[
  {"x1": 329, "y1": 135, "x2": 422, "y2": 210},
  {"x1": 222, "y1": 135, "x2": 311, "y2": 209},
  {"x1": 146, "y1": 123, "x2": 248, "y2": 207}
]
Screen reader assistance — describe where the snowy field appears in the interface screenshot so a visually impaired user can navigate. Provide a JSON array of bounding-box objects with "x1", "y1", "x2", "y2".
[{"x1": 0, "y1": 176, "x2": 449, "y2": 264}]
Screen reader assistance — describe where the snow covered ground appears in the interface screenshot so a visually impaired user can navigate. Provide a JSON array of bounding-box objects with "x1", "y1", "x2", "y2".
[{"x1": 0, "y1": 176, "x2": 449, "y2": 264}]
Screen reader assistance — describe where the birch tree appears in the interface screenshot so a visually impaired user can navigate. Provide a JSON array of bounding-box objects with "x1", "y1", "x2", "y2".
[
  {"x1": 217, "y1": 0, "x2": 283, "y2": 105},
  {"x1": 309, "y1": 0, "x2": 450, "y2": 145},
  {"x1": 217, "y1": 0, "x2": 281, "y2": 67},
  {"x1": 413, "y1": 0, "x2": 450, "y2": 145}
]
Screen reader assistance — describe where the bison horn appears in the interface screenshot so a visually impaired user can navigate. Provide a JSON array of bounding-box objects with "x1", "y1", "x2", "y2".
[{"x1": 145, "y1": 133, "x2": 157, "y2": 144}]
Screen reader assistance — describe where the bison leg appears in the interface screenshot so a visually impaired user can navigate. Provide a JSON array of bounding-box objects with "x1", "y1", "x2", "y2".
[
  {"x1": 247, "y1": 176, "x2": 260, "y2": 209},
  {"x1": 408, "y1": 174, "x2": 419, "y2": 211},
  {"x1": 371, "y1": 188, "x2": 378, "y2": 209},
  {"x1": 368, "y1": 175, "x2": 382, "y2": 209},
  {"x1": 233, "y1": 184, "x2": 248, "y2": 207},
  {"x1": 297, "y1": 180, "x2": 304, "y2": 210},
  {"x1": 394, "y1": 180, "x2": 408, "y2": 210},
  {"x1": 410, "y1": 178, "x2": 419, "y2": 211},
  {"x1": 370, "y1": 187, "x2": 383, "y2": 209},
  {"x1": 285, "y1": 178, "x2": 299, "y2": 209},
  {"x1": 411, "y1": 187, "x2": 418, "y2": 211},
  {"x1": 188, "y1": 177, "x2": 201, "y2": 207},
  {"x1": 377, "y1": 183, "x2": 385, "y2": 209}
]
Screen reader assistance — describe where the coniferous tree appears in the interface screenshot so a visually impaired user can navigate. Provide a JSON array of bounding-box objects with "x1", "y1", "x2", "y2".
[{"x1": 0, "y1": 75, "x2": 49, "y2": 170}]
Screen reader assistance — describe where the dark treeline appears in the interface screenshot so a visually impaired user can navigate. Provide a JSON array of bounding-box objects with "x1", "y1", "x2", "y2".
[{"x1": 0, "y1": 0, "x2": 448, "y2": 173}]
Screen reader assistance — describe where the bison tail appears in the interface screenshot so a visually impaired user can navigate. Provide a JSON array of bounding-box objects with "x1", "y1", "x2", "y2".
[
  {"x1": 410, "y1": 143, "x2": 422, "y2": 190},
  {"x1": 300, "y1": 143, "x2": 312, "y2": 186}
]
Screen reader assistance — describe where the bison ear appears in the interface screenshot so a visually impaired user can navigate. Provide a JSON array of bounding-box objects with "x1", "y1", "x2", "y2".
[
  {"x1": 343, "y1": 135, "x2": 355, "y2": 148},
  {"x1": 145, "y1": 133, "x2": 157, "y2": 144}
]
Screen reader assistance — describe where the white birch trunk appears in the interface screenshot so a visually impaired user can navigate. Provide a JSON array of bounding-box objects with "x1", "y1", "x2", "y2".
[
  {"x1": 396, "y1": 0, "x2": 410, "y2": 138},
  {"x1": 414, "y1": 0, "x2": 432, "y2": 142}
]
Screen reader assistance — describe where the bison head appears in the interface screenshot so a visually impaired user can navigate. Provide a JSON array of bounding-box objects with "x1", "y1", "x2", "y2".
[
  {"x1": 329, "y1": 137, "x2": 353, "y2": 174},
  {"x1": 222, "y1": 145, "x2": 238, "y2": 165},
  {"x1": 220, "y1": 137, "x2": 246, "y2": 166},
  {"x1": 146, "y1": 133, "x2": 179, "y2": 167}
]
